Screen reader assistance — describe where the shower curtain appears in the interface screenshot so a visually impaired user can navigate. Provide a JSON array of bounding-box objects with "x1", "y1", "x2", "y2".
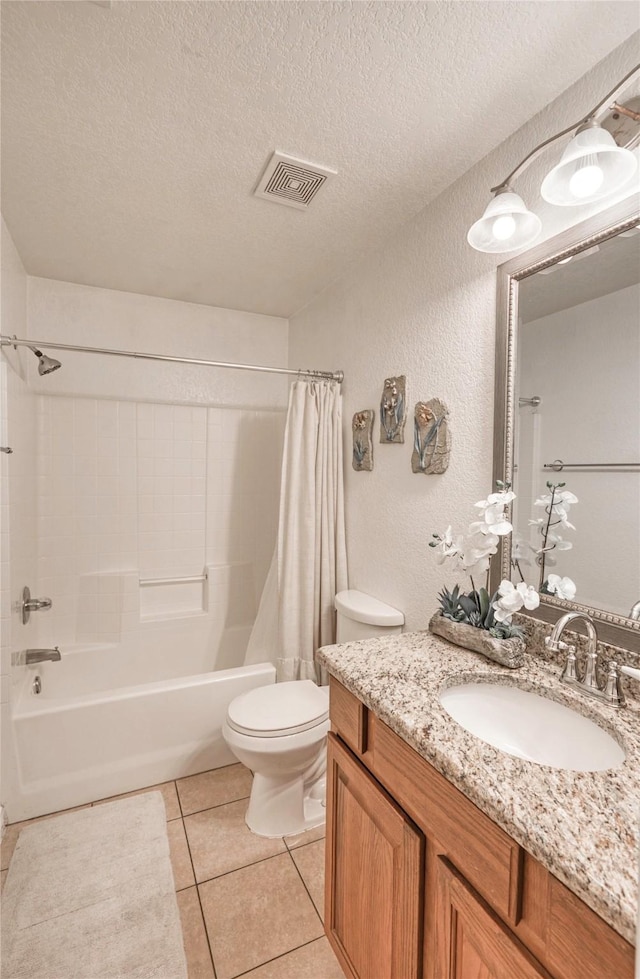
[{"x1": 245, "y1": 380, "x2": 348, "y2": 682}]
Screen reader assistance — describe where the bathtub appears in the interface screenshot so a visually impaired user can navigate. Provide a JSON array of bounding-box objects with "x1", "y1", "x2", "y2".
[{"x1": 12, "y1": 637, "x2": 275, "y2": 821}]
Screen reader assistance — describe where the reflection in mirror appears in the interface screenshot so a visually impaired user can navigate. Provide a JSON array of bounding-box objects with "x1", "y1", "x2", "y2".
[{"x1": 512, "y1": 227, "x2": 640, "y2": 620}]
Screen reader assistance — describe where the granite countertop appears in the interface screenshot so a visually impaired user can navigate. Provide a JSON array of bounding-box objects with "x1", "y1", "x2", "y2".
[{"x1": 317, "y1": 629, "x2": 640, "y2": 944}]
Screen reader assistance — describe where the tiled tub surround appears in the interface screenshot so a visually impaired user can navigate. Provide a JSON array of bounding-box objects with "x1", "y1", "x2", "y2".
[
  {"x1": 36, "y1": 396, "x2": 284, "y2": 646},
  {"x1": 317, "y1": 630, "x2": 640, "y2": 944},
  {"x1": 1, "y1": 764, "x2": 342, "y2": 979}
]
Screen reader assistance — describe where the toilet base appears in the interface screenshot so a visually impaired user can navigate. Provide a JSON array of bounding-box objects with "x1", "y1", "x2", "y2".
[{"x1": 244, "y1": 768, "x2": 327, "y2": 839}]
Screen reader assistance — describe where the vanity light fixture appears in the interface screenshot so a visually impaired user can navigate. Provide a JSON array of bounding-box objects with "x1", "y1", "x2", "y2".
[{"x1": 468, "y1": 64, "x2": 640, "y2": 254}]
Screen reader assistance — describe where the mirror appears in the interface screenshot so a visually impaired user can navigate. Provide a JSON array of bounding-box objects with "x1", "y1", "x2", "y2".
[{"x1": 492, "y1": 199, "x2": 640, "y2": 651}]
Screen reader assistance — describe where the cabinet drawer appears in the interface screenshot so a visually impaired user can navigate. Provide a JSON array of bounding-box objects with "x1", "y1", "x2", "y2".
[
  {"x1": 371, "y1": 717, "x2": 522, "y2": 924},
  {"x1": 329, "y1": 677, "x2": 368, "y2": 754}
]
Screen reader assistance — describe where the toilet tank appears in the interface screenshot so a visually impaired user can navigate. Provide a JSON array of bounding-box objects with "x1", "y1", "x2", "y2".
[{"x1": 335, "y1": 590, "x2": 404, "y2": 643}]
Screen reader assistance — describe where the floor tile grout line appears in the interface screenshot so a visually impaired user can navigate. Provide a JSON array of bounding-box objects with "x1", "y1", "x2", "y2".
[
  {"x1": 180, "y1": 794, "x2": 252, "y2": 820},
  {"x1": 230, "y1": 936, "x2": 328, "y2": 979},
  {"x1": 181, "y1": 810, "x2": 218, "y2": 979},
  {"x1": 286, "y1": 846, "x2": 324, "y2": 925},
  {"x1": 193, "y1": 846, "x2": 290, "y2": 886},
  {"x1": 175, "y1": 779, "x2": 185, "y2": 819}
]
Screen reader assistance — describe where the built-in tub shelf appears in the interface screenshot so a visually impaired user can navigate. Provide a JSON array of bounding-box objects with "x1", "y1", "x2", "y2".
[
  {"x1": 139, "y1": 574, "x2": 208, "y2": 587},
  {"x1": 139, "y1": 572, "x2": 209, "y2": 619}
]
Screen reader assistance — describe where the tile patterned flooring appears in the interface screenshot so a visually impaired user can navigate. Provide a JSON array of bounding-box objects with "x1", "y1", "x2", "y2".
[{"x1": 0, "y1": 764, "x2": 344, "y2": 979}]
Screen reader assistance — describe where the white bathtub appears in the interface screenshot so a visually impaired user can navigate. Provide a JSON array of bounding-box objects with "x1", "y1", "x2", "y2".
[{"x1": 12, "y1": 638, "x2": 275, "y2": 821}]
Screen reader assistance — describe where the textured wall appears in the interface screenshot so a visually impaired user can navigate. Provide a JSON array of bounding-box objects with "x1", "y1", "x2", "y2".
[{"x1": 289, "y1": 36, "x2": 640, "y2": 632}]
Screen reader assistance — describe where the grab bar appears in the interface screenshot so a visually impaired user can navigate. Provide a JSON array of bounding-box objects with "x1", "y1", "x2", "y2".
[
  {"x1": 544, "y1": 459, "x2": 640, "y2": 472},
  {"x1": 139, "y1": 574, "x2": 208, "y2": 587}
]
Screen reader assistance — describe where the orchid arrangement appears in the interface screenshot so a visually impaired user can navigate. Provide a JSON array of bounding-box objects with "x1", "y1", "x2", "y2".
[
  {"x1": 430, "y1": 482, "x2": 540, "y2": 640},
  {"x1": 528, "y1": 481, "x2": 578, "y2": 595}
]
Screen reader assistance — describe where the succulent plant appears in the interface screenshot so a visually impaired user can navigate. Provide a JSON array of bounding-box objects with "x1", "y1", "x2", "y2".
[
  {"x1": 437, "y1": 585, "x2": 466, "y2": 622},
  {"x1": 438, "y1": 585, "x2": 523, "y2": 639}
]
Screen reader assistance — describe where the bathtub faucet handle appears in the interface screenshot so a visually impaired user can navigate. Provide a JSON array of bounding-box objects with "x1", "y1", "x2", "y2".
[{"x1": 19, "y1": 586, "x2": 53, "y2": 624}]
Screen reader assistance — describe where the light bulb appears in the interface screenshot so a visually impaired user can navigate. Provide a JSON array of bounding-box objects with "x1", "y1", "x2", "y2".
[
  {"x1": 491, "y1": 214, "x2": 517, "y2": 241},
  {"x1": 568, "y1": 162, "x2": 604, "y2": 199}
]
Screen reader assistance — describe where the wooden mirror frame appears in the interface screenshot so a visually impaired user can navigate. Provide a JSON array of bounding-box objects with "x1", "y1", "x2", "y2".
[{"x1": 490, "y1": 196, "x2": 640, "y2": 652}]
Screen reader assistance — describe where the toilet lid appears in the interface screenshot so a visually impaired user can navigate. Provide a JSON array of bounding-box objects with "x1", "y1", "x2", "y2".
[{"x1": 227, "y1": 680, "x2": 329, "y2": 738}]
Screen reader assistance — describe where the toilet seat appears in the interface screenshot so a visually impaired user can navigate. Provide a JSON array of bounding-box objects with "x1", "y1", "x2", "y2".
[{"x1": 226, "y1": 680, "x2": 329, "y2": 738}]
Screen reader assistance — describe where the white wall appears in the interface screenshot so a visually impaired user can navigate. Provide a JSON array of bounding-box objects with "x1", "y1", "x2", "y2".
[
  {"x1": 26, "y1": 276, "x2": 289, "y2": 409},
  {"x1": 289, "y1": 36, "x2": 640, "y2": 631},
  {"x1": 516, "y1": 284, "x2": 640, "y2": 617}
]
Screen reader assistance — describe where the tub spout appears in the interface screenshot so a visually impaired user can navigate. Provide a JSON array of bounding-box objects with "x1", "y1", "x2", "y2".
[{"x1": 24, "y1": 647, "x2": 61, "y2": 665}]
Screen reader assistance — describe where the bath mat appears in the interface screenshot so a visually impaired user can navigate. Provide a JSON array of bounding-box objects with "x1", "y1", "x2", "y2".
[{"x1": 1, "y1": 792, "x2": 188, "y2": 979}]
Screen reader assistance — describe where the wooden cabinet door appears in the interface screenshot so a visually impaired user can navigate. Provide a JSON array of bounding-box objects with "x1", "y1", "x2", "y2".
[
  {"x1": 325, "y1": 732, "x2": 424, "y2": 979},
  {"x1": 433, "y1": 856, "x2": 550, "y2": 979}
]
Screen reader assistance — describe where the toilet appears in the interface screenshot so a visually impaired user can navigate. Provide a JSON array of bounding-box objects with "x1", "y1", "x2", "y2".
[{"x1": 222, "y1": 589, "x2": 404, "y2": 838}]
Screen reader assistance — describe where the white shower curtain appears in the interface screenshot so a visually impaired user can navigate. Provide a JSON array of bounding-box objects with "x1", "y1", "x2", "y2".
[{"x1": 244, "y1": 380, "x2": 348, "y2": 682}]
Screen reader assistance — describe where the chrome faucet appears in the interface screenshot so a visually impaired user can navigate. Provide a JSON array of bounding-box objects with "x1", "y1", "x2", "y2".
[
  {"x1": 24, "y1": 647, "x2": 61, "y2": 665},
  {"x1": 546, "y1": 612, "x2": 625, "y2": 708}
]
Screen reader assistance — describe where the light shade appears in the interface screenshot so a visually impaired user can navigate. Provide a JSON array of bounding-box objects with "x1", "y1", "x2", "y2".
[
  {"x1": 540, "y1": 124, "x2": 637, "y2": 206},
  {"x1": 467, "y1": 190, "x2": 542, "y2": 254}
]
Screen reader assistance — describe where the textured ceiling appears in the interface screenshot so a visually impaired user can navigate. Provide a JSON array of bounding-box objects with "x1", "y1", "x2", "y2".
[{"x1": 1, "y1": 1, "x2": 638, "y2": 317}]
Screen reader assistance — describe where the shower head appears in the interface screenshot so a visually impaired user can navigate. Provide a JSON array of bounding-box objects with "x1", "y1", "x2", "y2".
[{"x1": 28, "y1": 346, "x2": 62, "y2": 376}]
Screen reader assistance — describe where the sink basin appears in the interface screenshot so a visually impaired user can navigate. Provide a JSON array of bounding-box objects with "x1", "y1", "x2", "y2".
[{"x1": 439, "y1": 683, "x2": 625, "y2": 772}]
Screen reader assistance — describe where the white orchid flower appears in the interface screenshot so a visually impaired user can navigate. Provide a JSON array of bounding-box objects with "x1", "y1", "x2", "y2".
[
  {"x1": 534, "y1": 491, "x2": 578, "y2": 520},
  {"x1": 499, "y1": 579, "x2": 540, "y2": 608},
  {"x1": 461, "y1": 524, "x2": 499, "y2": 573},
  {"x1": 492, "y1": 604, "x2": 514, "y2": 623},
  {"x1": 434, "y1": 526, "x2": 464, "y2": 566},
  {"x1": 475, "y1": 491, "x2": 514, "y2": 537},
  {"x1": 545, "y1": 531, "x2": 573, "y2": 550},
  {"x1": 465, "y1": 524, "x2": 499, "y2": 551},
  {"x1": 545, "y1": 575, "x2": 577, "y2": 600},
  {"x1": 484, "y1": 508, "x2": 513, "y2": 536},
  {"x1": 556, "y1": 490, "x2": 578, "y2": 505},
  {"x1": 554, "y1": 514, "x2": 576, "y2": 531},
  {"x1": 534, "y1": 494, "x2": 551, "y2": 508},
  {"x1": 475, "y1": 491, "x2": 516, "y2": 508},
  {"x1": 492, "y1": 579, "x2": 540, "y2": 622},
  {"x1": 496, "y1": 580, "x2": 525, "y2": 609}
]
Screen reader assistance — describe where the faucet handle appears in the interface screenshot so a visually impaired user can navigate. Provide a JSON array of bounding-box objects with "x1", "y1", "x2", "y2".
[
  {"x1": 560, "y1": 645, "x2": 578, "y2": 682},
  {"x1": 603, "y1": 661, "x2": 625, "y2": 708}
]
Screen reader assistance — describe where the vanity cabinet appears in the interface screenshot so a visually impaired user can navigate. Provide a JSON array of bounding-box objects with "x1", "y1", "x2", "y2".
[
  {"x1": 325, "y1": 733, "x2": 423, "y2": 979},
  {"x1": 325, "y1": 678, "x2": 634, "y2": 979}
]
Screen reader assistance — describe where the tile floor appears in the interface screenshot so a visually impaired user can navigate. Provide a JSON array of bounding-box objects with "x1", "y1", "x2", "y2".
[{"x1": 0, "y1": 764, "x2": 344, "y2": 979}]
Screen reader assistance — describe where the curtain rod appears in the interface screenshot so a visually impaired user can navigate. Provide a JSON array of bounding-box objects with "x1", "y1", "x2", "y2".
[{"x1": 0, "y1": 335, "x2": 344, "y2": 383}]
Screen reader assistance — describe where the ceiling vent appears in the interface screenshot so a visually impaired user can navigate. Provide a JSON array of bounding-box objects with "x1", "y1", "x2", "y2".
[{"x1": 254, "y1": 152, "x2": 336, "y2": 210}]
